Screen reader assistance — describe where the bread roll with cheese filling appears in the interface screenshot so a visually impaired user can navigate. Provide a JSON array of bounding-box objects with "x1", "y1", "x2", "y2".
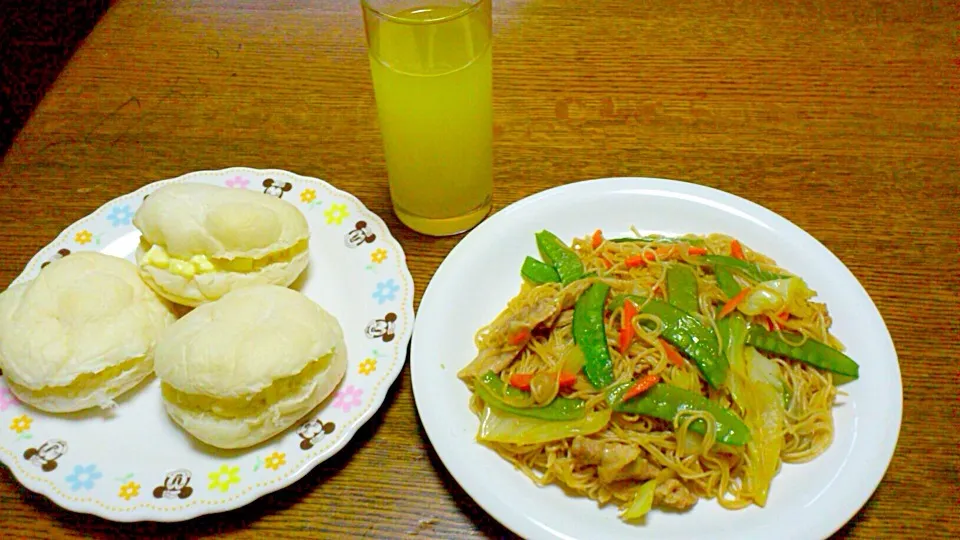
[{"x1": 133, "y1": 183, "x2": 310, "y2": 306}]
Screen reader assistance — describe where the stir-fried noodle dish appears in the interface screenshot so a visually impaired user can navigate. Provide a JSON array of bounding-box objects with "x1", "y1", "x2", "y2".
[{"x1": 458, "y1": 230, "x2": 859, "y2": 522}]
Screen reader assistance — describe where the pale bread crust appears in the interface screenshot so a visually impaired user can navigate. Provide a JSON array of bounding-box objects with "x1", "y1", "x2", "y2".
[
  {"x1": 154, "y1": 285, "x2": 344, "y2": 398},
  {"x1": 154, "y1": 284, "x2": 347, "y2": 448},
  {"x1": 161, "y1": 342, "x2": 346, "y2": 449},
  {"x1": 132, "y1": 183, "x2": 309, "y2": 260},
  {"x1": 0, "y1": 252, "x2": 175, "y2": 411}
]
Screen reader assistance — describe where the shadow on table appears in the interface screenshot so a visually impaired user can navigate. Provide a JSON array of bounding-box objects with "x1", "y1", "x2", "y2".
[{"x1": 1, "y1": 373, "x2": 404, "y2": 537}]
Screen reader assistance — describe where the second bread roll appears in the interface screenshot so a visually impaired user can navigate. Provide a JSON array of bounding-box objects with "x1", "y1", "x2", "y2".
[
  {"x1": 154, "y1": 285, "x2": 347, "y2": 449},
  {"x1": 133, "y1": 183, "x2": 310, "y2": 306}
]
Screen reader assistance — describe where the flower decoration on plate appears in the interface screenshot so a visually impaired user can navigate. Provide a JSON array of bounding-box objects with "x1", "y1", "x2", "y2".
[
  {"x1": 66, "y1": 464, "x2": 103, "y2": 492},
  {"x1": 0, "y1": 386, "x2": 18, "y2": 412},
  {"x1": 331, "y1": 385, "x2": 364, "y2": 413},
  {"x1": 208, "y1": 465, "x2": 241, "y2": 493},
  {"x1": 9, "y1": 415, "x2": 31, "y2": 434},
  {"x1": 118, "y1": 481, "x2": 141, "y2": 500},
  {"x1": 372, "y1": 279, "x2": 400, "y2": 305},
  {"x1": 264, "y1": 452, "x2": 286, "y2": 471},
  {"x1": 358, "y1": 358, "x2": 377, "y2": 375},
  {"x1": 74, "y1": 230, "x2": 93, "y2": 245},
  {"x1": 106, "y1": 205, "x2": 134, "y2": 227},
  {"x1": 225, "y1": 176, "x2": 249, "y2": 189},
  {"x1": 324, "y1": 203, "x2": 349, "y2": 225}
]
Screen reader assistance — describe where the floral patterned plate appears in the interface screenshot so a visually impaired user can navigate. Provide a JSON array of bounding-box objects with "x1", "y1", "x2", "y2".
[{"x1": 0, "y1": 167, "x2": 415, "y2": 522}]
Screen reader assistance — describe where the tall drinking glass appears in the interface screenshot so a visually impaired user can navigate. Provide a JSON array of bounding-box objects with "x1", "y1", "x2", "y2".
[{"x1": 362, "y1": 0, "x2": 493, "y2": 236}]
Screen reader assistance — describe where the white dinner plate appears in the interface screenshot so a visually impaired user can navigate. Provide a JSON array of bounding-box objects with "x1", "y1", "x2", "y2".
[
  {"x1": 411, "y1": 177, "x2": 901, "y2": 540},
  {"x1": 0, "y1": 167, "x2": 415, "y2": 522}
]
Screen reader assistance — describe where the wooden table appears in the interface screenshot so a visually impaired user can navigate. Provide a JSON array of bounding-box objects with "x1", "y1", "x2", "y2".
[{"x1": 1, "y1": 0, "x2": 957, "y2": 537}]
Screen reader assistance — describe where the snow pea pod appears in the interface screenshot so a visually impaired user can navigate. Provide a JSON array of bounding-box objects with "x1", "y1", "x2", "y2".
[
  {"x1": 699, "y1": 255, "x2": 788, "y2": 283},
  {"x1": 666, "y1": 265, "x2": 699, "y2": 313},
  {"x1": 536, "y1": 230, "x2": 586, "y2": 285},
  {"x1": 745, "y1": 325, "x2": 860, "y2": 379},
  {"x1": 714, "y1": 265, "x2": 742, "y2": 299},
  {"x1": 476, "y1": 372, "x2": 586, "y2": 420},
  {"x1": 610, "y1": 294, "x2": 728, "y2": 388},
  {"x1": 607, "y1": 382, "x2": 750, "y2": 446},
  {"x1": 521, "y1": 256, "x2": 560, "y2": 284},
  {"x1": 573, "y1": 283, "x2": 615, "y2": 388}
]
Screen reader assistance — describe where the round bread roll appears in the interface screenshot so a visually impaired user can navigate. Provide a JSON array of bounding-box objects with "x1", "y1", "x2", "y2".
[
  {"x1": 0, "y1": 252, "x2": 176, "y2": 412},
  {"x1": 154, "y1": 284, "x2": 347, "y2": 449},
  {"x1": 132, "y1": 183, "x2": 310, "y2": 307}
]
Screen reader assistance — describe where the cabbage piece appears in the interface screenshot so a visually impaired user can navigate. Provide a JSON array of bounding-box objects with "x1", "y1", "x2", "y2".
[
  {"x1": 720, "y1": 314, "x2": 785, "y2": 506},
  {"x1": 478, "y1": 406, "x2": 611, "y2": 445},
  {"x1": 737, "y1": 278, "x2": 815, "y2": 317},
  {"x1": 720, "y1": 315, "x2": 749, "y2": 404},
  {"x1": 739, "y1": 348, "x2": 786, "y2": 506},
  {"x1": 620, "y1": 478, "x2": 658, "y2": 521}
]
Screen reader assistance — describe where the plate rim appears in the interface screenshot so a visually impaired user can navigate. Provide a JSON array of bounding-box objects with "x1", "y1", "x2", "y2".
[
  {"x1": 0, "y1": 166, "x2": 416, "y2": 522},
  {"x1": 411, "y1": 176, "x2": 902, "y2": 540}
]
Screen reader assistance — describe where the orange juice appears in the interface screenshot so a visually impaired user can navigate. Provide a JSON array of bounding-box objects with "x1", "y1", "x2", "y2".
[{"x1": 364, "y1": 1, "x2": 492, "y2": 236}]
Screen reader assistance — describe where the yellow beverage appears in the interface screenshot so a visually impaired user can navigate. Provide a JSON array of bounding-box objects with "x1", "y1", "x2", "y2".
[{"x1": 363, "y1": 1, "x2": 493, "y2": 236}]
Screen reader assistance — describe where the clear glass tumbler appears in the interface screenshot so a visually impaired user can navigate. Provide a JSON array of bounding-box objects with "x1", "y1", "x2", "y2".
[{"x1": 362, "y1": 0, "x2": 493, "y2": 236}]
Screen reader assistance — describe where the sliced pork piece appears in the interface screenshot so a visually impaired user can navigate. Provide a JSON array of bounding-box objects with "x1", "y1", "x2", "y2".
[
  {"x1": 459, "y1": 280, "x2": 592, "y2": 380},
  {"x1": 570, "y1": 436, "x2": 661, "y2": 483},
  {"x1": 654, "y1": 478, "x2": 697, "y2": 510}
]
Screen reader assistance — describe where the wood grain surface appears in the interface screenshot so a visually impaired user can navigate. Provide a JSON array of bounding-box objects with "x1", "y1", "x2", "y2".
[{"x1": 1, "y1": 0, "x2": 958, "y2": 538}]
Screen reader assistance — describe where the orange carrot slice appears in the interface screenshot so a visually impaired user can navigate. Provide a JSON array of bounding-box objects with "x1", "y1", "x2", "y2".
[
  {"x1": 718, "y1": 287, "x2": 751, "y2": 318},
  {"x1": 625, "y1": 255, "x2": 646, "y2": 268},
  {"x1": 622, "y1": 374, "x2": 661, "y2": 401},
  {"x1": 659, "y1": 338, "x2": 685, "y2": 367},
  {"x1": 591, "y1": 229, "x2": 603, "y2": 249},
  {"x1": 508, "y1": 327, "x2": 530, "y2": 346},
  {"x1": 730, "y1": 239, "x2": 745, "y2": 260}
]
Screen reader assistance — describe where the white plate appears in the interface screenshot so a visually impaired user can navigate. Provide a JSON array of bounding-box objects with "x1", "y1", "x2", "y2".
[
  {"x1": 411, "y1": 177, "x2": 901, "y2": 540},
  {"x1": 0, "y1": 167, "x2": 415, "y2": 522}
]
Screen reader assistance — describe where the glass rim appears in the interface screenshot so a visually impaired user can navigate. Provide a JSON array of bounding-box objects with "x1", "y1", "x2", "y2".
[{"x1": 360, "y1": 0, "x2": 485, "y2": 26}]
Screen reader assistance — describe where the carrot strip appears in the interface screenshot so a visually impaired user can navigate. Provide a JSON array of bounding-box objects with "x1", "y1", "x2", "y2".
[
  {"x1": 730, "y1": 239, "x2": 745, "y2": 260},
  {"x1": 625, "y1": 255, "x2": 646, "y2": 268},
  {"x1": 508, "y1": 373, "x2": 533, "y2": 390},
  {"x1": 509, "y1": 371, "x2": 578, "y2": 391},
  {"x1": 619, "y1": 300, "x2": 637, "y2": 353},
  {"x1": 508, "y1": 327, "x2": 530, "y2": 345},
  {"x1": 622, "y1": 374, "x2": 661, "y2": 401},
  {"x1": 687, "y1": 246, "x2": 708, "y2": 256},
  {"x1": 659, "y1": 338, "x2": 685, "y2": 367},
  {"x1": 762, "y1": 316, "x2": 776, "y2": 331},
  {"x1": 592, "y1": 229, "x2": 603, "y2": 249},
  {"x1": 557, "y1": 372, "x2": 578, "y2": 387},
  {"x1": 600, "y1": 256, "x2": 612, "y2": 269},
  {"x1": 640, "y1": 246, "x2": 679, "y2": 262},
  {"x1": 718, "y1": 287, "x2": 751, "y2": 318},
  {"x1": 776, "y1": 309, "x2": 790, "y2": 322},
  {"x1": 621, "y1": 300, "x2": 637, "y2": 331}
]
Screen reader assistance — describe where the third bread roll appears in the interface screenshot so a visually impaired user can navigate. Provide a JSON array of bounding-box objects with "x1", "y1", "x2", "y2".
[{"x1": 154, "y1": 285, "x2": 347, "y2": 449}]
